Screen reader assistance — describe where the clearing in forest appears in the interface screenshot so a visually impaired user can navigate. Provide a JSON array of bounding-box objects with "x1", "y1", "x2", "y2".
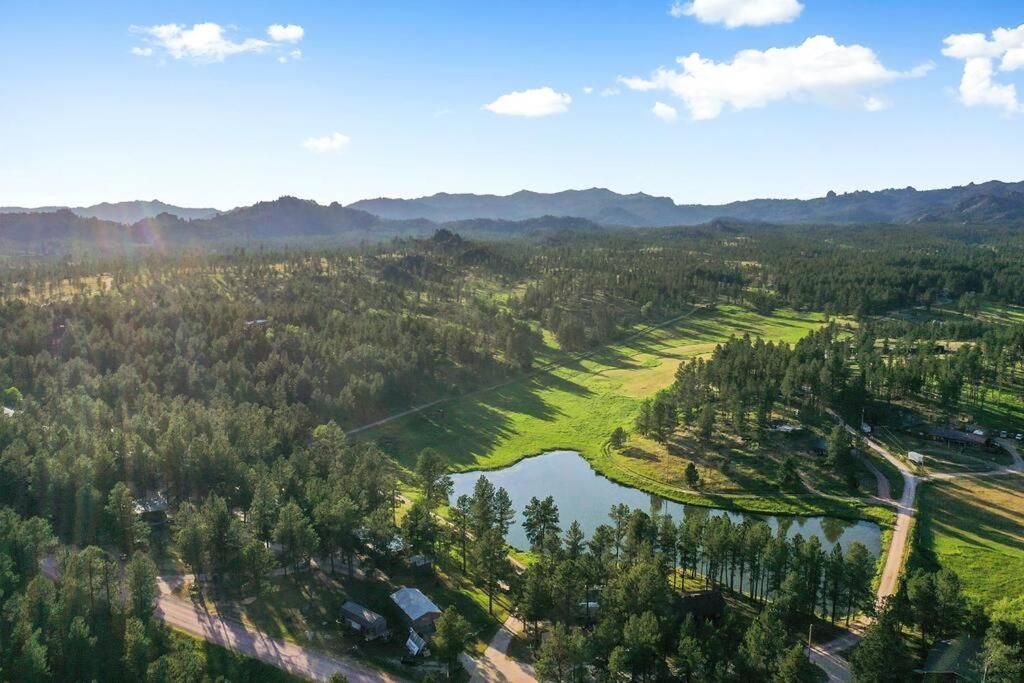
[
  {"x1": 916, "y1": 475, "x2": 1024, "y2": 606},
  {"x1": 369, "y1": 305, "x2": 887, "y2": 517}
]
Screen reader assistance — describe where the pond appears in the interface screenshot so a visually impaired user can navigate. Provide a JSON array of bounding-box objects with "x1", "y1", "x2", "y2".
[{"x1": 449, "y1": 450, "x2": 881, "y2": 557}]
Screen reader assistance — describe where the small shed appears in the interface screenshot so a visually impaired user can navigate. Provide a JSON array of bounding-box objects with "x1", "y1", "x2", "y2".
[
  {"x1": 405, "y1": 628, "x2": 429, "y2": 656},
  {"x1": 391, "y1": 587, "x2": 442, "y2": 636},
  {"x1": 909, "y1": 451, "x2": 926, "y2": 466},
  {"x1": 2, "y1": 407, "x2": 15, "y2": 418},
  {"x1": 340, "y1": 601, "x2": 389, "y2": 641},
  {"x1": 811, "y1": 437, "x2": 829, "y2": 455}
]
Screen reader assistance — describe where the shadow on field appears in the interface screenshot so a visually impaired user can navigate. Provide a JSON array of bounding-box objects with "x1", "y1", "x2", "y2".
[{"x1": 918, "y1": 477, "x2": 1024, "y2": 560}]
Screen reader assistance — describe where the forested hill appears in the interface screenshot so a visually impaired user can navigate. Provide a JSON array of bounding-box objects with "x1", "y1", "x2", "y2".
[
  {"x1": 0, "y1": 199, "x2": 219, "y2": 224},
  {"x1": 350, "y1": 180, "x2": 1024, "y2": 226}
]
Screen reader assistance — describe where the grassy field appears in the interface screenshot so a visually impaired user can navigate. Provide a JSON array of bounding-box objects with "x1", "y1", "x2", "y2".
[
  {"x1": 916, "y1": 475, "x2": 1024, "y2": 606},
  {"x1": 369, "y1": 304, "x2": 891, "y2": 523}
]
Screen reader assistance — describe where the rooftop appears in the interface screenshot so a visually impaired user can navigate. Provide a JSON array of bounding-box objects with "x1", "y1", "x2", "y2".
[
  {"x1": 390, "y1": 587, "x2": 441, "y2": 621},
  {"x1": 340, "y1": 601, "x2": 386, "y2": 627}
]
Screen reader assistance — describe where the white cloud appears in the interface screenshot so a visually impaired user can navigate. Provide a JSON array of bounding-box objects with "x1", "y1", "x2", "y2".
[
  {"x1": 582, "y1": 86, "x2": 594, "y2": 95},
  {"x1": 132, "y1": 22, "x2": 304, "y2": 63},
  {"x1": 672, "y1": 0, "x2": 804, "y2": 28},
  {"x1": 863, "y1": 96, "x2": 889, "y2": 112},
  {"x1": 268, "y1": 24, "x2": 304, "y2": 43},
  {"x1": 652, "y1": 101, "x2": 679, "y2": 121},
  {"x1": 620, "y1": 35, "x2": 927, "y2": 120},
  {"x1": 600, "y1": 87, "x2": 621, "y2": 97},
  {"x1": 484, "y1": 87, "x2": 572, "y2": 117},
  {"x1": 943, "y1": 24, "x2": 1024, "y2": 114},
  {"x1": 301, "y1": 132, "x2": 351, "y2": 153}
]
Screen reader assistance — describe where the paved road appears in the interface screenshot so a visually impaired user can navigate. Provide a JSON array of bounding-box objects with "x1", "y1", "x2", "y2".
[{"x1": 42, "y1": 557, "x2": 406, "y2": 683}]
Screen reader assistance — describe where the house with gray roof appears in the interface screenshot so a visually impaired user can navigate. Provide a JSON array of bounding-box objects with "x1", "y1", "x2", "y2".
[
  {"x1": 340, "y1": 601, "x2": 389, "y2": 641},
  {"x1": 390, "y1": 587, "x2": 442, "y2": 636}
]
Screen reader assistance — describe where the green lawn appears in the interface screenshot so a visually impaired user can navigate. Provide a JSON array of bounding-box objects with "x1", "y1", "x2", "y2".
[
  {"x1": 372, "y1": 305, "x2": 826, "y2": 471},
  {"x1": 916, "y1": 475, "x2": 1024, "y2": 606},
  {"x1": 368, "y1": 305, "x2": 891, "y2": 523}
]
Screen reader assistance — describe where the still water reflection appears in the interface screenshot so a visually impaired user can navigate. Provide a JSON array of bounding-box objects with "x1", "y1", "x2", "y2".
[{"x1": 449, "y1": 450, "x2": 881, "y2": 556}]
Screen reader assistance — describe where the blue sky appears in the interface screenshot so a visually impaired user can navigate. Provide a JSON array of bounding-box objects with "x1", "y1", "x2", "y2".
[{"x1": 1, "y1": 0, "x2": 1022, "y2": 209}]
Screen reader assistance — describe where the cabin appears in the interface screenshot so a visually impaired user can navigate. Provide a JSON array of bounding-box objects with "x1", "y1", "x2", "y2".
[
  {"x1": 133, "y1": 493, "x2": 170, "y2": 525},
  {"x1": 811, "y1": 437, "x2": 829, "y2": 455},
  {"x1": 927, "y1": 426, "x2": 990, "y2": 449},
  {"x1": 340, "y1": 601, "x2": 389, "y2": 641},
  {"x1": 390, "y1": 587, "x2": 442, "y2": 637}
]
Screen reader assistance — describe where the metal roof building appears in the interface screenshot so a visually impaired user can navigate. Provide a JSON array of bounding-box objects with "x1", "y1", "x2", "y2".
[{"x1": 390, "y1": 587, "x2": 442, "y2": 637}]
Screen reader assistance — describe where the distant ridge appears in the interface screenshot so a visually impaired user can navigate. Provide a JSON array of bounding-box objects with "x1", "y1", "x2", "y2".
[
  {"x1": 349, "y1": 180, "x2": 1024, "y2": 226},
  {"x1": 0, "y1": 200, "x2": 220, "y2": 224},
  {"x1": 3, "y1": 180, "x2": 1024, "y2": 252},
  {"x1": 0, "y1": 197, "x2": 602, "y2": 250}
]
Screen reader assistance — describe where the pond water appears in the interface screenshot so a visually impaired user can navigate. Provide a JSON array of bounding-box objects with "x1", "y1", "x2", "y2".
[{"x1": 449, "y1": 450, "x2": 881, "y2": 557}]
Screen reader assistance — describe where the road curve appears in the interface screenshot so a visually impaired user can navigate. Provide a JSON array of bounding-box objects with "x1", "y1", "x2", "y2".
[{"x1": 41, "y1": 557, "x2": 406, "y2": 683}]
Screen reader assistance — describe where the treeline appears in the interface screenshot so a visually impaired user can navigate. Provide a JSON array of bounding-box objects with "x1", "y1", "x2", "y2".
[
  {"x1": 166, "y1": 422, "x2": 396, "y2": 590},
  {"x1": 506, "y1": 494, "x2": 873, "y2": 681},
  {"x1": 650, "y1": 318, "x2": 1024, "y2": 450},
  {"x1": 407, "y1": 464, "x2": 875, "y2": 681}
]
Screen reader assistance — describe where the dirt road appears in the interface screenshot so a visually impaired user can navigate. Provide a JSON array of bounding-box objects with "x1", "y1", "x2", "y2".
[
  {"x1": 810, "y1": 419, "x2": 1023, "y2": 681},
  {"x1": 462, "y1": 616, "x2": 536, "y2": 683},
  {"x1": 41, "y1": 557, "x2": 405, "y2": 683}
]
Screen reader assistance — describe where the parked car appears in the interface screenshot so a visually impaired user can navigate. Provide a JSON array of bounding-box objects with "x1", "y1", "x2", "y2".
[
  {"x1": 1000, "y1": 430, "x2": 1009, "y2": 438},
  {"x1": 1016, "y1": 433, "x2": 1023, "y2": 441}
]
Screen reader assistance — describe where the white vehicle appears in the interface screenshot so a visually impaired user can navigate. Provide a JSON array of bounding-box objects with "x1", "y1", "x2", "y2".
[
  {"x1": 1000, "y1": 430, "x2": 1009, "y2": 439},
  {"x1": 1016, "y1": 433, "x2": 1023, "y2": 441}
]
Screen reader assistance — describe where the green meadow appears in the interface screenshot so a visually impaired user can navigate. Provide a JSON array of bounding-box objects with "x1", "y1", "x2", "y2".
[
  {"x1": 368, "y1": 304, "x2": 891, "y2": 523},
  {"x1": 916, "y1": 475, "x2": 1024, "y2": 606}
]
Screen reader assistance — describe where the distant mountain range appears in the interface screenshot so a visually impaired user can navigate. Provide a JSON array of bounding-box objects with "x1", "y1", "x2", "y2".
[
  {"x1": 0, "y1": 200, "x2": 220, "y2": 224},
  {"x1": 3, "y1": 180, "x2": 1024, "y2": 251},
  {"x1": 350, "y1": 181, "x2": 1024, "y2": 227},
  {"x1": 0, "y1": 197, "x2": 601, "y2": 251}
]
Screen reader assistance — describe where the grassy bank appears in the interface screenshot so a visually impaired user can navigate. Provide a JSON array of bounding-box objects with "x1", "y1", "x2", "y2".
[
  {"x1": 915, "y1": 475, "x2": 1024, "y2": 606},
  {"x1": 369, "y1": 304, "x2": 893, "y2": 523}
]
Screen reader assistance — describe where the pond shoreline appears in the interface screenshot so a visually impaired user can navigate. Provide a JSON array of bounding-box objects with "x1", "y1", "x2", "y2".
[
  {"x1": 450, "y1": 450, "x2": 885, "y2": 559},
  {"x1": 447, "y1": 444, "x2": 895, "y2": 529}
]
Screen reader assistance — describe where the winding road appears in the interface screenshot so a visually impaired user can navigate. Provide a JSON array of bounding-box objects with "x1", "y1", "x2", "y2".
[{"x1": 809, "y1": 417, "x2": 1024, "y2": 682}]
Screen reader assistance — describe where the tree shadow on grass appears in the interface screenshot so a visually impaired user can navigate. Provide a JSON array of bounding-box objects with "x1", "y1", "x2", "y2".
[{"x1": 918, "y1": 477, "x2": 1024, "y2": 562}]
